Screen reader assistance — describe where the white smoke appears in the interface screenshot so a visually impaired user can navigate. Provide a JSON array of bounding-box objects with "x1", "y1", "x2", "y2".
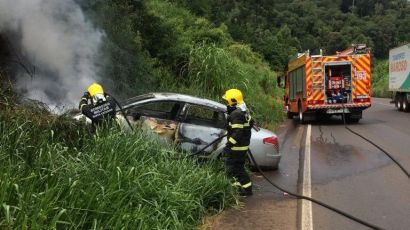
[{"x1": 0, "y1": 0, "x2": 103, "y2": 109}]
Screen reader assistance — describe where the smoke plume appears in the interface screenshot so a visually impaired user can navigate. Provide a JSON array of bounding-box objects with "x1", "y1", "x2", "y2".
[{"x1": 0, "y1": 0, "x2": 103, "y2": 109}]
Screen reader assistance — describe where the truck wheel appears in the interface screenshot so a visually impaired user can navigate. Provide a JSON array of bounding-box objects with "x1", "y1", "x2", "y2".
[
  {"x1": 298, "y1": 102, "x2": 306, "y2": 124},
  {"x1": 287, "y1": 111, "x2": 294, "y2": 119},
  {"x1": 395, "y1": 94, "x2": 400, "y2": 110},
  {"x1": 404, "y1": 94, "x2": 410, "y2": 112},
  {"x1": 347, "y1": 116, "x2": 360, "y2": 123},
  {"x1": 399, "y1": 94, "x2": 404, "y2": 111},
  {"x1": 346, "y1": 111, "x2": 361, "y2": 123}
]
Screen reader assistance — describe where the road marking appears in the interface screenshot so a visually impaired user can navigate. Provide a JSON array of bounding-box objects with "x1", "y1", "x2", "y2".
[{"x1": 302, "y1": 124, "x2": 313, "y2": 230}]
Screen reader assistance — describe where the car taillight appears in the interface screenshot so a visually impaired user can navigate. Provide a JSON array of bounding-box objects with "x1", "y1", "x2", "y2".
[
  {"x1": 263, "y1": 136, "x2": 277, "y2": 145},
  {"x1": 263, "y1": 136, "x2": 279, "y2": 152}
]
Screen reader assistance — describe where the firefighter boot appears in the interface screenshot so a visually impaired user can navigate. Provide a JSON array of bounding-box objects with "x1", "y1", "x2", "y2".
[{"x1": 239, "y1": 185, "x2": 253, "y2": 196}]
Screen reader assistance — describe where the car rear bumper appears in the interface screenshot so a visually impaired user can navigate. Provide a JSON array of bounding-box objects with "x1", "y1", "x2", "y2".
[{"x1": 249, "y1": 151, "x2": 281, "y2": 169}]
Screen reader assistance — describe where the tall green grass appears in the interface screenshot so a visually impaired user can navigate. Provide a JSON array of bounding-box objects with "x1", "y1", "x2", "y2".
[
  {"x1": 0, "y1": 102, "x2": 236, "y2": 229},
  {"x1": 160, "y1": 42, "x2": 284, "y2": 128},
  {"x1": 142, "y1": 0, "x2": 285, "y2": 128},
  {"x1": 371, "y1": 60, "x2": 391, "y2": 98}
]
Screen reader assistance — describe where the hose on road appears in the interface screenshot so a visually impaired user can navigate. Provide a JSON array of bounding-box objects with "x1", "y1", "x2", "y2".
[
  {"x1": 341, "y1": 101, "x2": 410, "y2": 179},
  {"x1": 247, "y1": 149, "x2": 384, "y2": 230},
  {"x1": 188, "y1": 130, "x2": 384, "y2": 229}
]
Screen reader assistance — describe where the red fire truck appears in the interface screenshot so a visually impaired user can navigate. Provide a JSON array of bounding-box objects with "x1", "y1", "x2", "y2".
[{"x1": 284, "y1": 45, "x2": 372, "y2": 123}]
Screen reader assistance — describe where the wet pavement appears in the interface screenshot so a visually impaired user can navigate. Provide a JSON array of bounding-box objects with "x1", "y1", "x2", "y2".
[{"x1": 205, "y1": 98, "x2": 410, "y2": 230}]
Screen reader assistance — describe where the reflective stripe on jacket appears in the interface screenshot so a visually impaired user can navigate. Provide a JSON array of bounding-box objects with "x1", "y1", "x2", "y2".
[{"x1": 226, "y1": 107, "x2": 253, "y2": 151}]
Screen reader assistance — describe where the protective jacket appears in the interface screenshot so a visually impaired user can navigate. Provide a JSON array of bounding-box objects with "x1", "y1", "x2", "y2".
[
  {"x1": 226, "y1": 105, "x2": 253, "y2": 151},
  {"x1": 79, "y1": 93, "x2": 116, "y2": 124}
]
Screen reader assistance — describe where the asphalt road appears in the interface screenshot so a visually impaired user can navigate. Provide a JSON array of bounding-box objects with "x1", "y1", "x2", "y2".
[{"x1": 207, "y1": 98, "x2": 410, "y2": 230}]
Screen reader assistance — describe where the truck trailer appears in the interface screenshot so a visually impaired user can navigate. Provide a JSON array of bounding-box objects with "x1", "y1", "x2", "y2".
[
  {"x1": 284, "y1": 45, "x2": 372, "y2": 123},
  {"x1": 389, "y1": 43, "x2": 410, "y2": 112}
]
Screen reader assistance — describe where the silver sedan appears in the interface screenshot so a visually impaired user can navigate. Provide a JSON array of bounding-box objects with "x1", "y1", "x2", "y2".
[{"x1": 76, "y1": 93, "x2": 281, "y2": 170}]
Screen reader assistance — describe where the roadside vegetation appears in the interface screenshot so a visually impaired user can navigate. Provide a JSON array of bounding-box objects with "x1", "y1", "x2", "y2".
[
  {"x1": 80, "y1": 0, "x2": 284, "y2": 127},
  {"x1": 2, "y1": 0, "x2": 409, "y2": 228},
  {"x1": 79, "y1": 0, "x2": 409, "y2": 125},
  {"x1": 371, "y1": 60, "x2": 391, "y2": 98},
  {"x1": 0, "y1": 77, "x2": 237, "y2": 229},
  {"x1": 174, "y1": 0, "x2": 409, "y2": 70}
]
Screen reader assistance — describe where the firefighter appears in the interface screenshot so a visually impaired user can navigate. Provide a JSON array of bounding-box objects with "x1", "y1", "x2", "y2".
[
  {"x1": 79, "y1": 83, "x2": 116, "y2": 125},
  {"x1": 222, "y1": 89, "x2": 253, "y2": 196}
]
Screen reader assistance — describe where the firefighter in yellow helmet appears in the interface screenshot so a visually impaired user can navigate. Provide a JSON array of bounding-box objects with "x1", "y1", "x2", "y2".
[
  {"x1": 222, "y1": 89, "x2": 254, "y2": 196},
  {"x1": 79, "y1": 83, "x2": 116, "y2": 125}
]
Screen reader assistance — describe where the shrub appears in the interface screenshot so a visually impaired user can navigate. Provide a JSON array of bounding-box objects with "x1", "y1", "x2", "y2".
[
  {"x1": 0, "y1": 98, "x2": 236, "y2": 229},
  {"x1": 372, "y1": 60, "x2": 390, "y2": 98}
]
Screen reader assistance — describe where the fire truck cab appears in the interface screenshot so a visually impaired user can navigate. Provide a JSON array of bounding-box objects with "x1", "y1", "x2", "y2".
[{"x1": 284, "y1": 45, "x2": 372, "y2": 123}]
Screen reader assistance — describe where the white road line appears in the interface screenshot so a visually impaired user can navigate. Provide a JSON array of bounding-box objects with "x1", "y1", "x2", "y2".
[{"x1": 302, "y1": 124, "x2": 313, "y2": 230}]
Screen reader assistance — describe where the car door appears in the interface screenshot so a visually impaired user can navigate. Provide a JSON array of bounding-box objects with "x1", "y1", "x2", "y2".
[
  {"x1": 177, "y1": 103, "x2": 226, "y2": 154},
  {"x1": 124, "y1": 100, "x2": 183, "y2": 143}
]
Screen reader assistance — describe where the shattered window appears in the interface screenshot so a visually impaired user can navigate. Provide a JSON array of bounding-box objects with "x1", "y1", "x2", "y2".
[
  {"x1": 126, "y1": 101, "x2": 181, "y2": 120},
  {"x1": 185, "y1": 105, "x2": 226, "y2": 128},
  {"x1": 139, "y1": 102, "x2": 175, "y2": 112}
]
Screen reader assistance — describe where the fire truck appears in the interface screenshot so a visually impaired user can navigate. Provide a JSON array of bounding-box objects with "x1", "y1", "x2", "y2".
[{"x1": 284, "y1": 44, "x2": 372, "y2": 123}]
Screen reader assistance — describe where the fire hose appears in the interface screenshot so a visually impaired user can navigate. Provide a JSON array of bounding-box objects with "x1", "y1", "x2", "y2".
[
  {"x1": 341, "y1": 99, "x2": 409, "y2": 179},
  {"x1": 106, "y1": 93, "x2": 134, "y2": 131},
  {"x1": 189, "y1": 126, "x2": 384, "y2": 229},
  {"x1": 247, "y1": 149, "x2": 383, "y2": 230},
  {"x1": 110, "y1": 94, "x2": 396, "y2": 229}
]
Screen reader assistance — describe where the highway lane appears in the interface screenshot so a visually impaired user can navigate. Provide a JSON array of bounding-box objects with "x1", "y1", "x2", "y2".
[
  {"x1": 309, "y1": 98, "x2": 410, "y2": 230},
  {"x1": 208, "y1": 98, "x2": 410, "y2": 230}
]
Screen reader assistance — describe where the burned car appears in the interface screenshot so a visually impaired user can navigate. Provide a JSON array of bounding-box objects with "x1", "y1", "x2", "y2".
[{"x1": 76, "y1": 93, "x2": 281, "y2": 170}]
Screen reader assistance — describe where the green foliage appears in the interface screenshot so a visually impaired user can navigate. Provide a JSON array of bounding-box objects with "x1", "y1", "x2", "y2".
[
  {"x1": 80, "y1": 0, "x2": 167, "y2": 98},
  {"x1": 80, "y1": 0, "x2": 285, "y2": 127},
  {"x1": 371, "y1": 60, "x2": 390, "y2": 98},
  {"x1": 0, "y1": 98, "x2": 236, "y2": 229},
  {"x1": 173, "y1": 0, "x2": 410, "y2": 70}
]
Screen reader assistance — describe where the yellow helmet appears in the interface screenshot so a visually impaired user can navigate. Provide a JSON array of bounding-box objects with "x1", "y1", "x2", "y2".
[
  {"x1": 222, "y1": 89, "x2": 244, "y2": 106},
  {"x1": 87, "y1": 83, "x2": 104, "y2": 97}
]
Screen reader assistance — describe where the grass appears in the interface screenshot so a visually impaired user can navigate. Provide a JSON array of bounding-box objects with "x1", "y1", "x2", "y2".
[
  {"x1": 371, "y1": 59, "x2": 391, "y2": 98},
  {"x1": 0, "y1": 94, "x2": 237, "y2": 229},
  {"x1": 159, "y1": 42, "x2": 285, "y2": 128}
]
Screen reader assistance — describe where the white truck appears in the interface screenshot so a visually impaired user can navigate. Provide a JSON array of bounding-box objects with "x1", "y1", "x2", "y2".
[{"x1": 389, "y1": 43, "x2": 410, "y2": 112}]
